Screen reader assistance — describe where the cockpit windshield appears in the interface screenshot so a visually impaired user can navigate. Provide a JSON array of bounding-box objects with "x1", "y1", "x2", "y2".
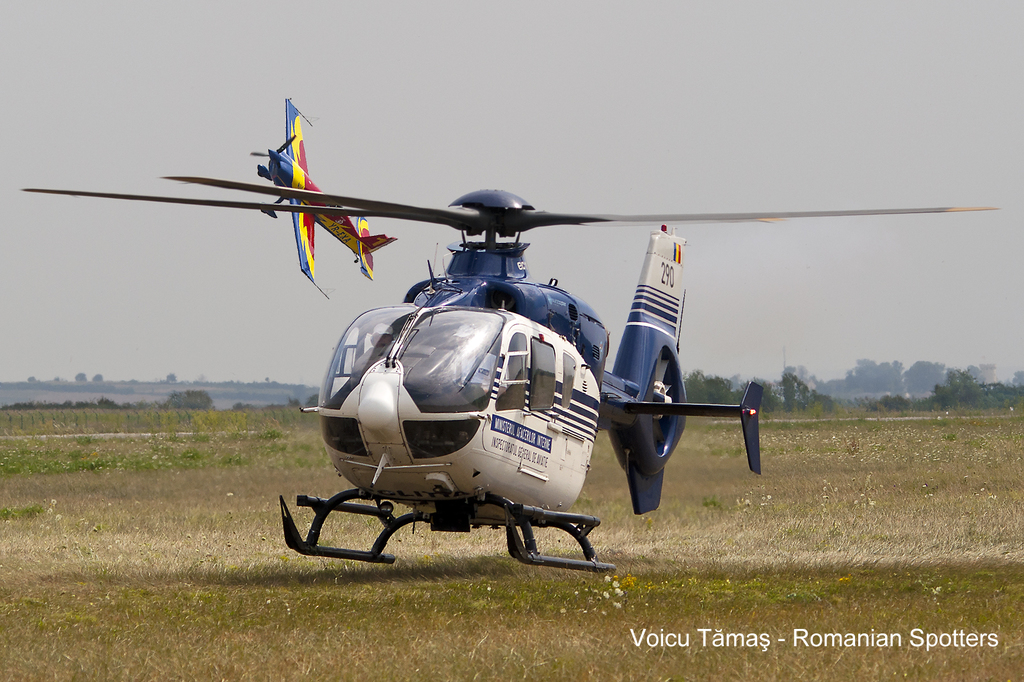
[
  {"x1": 320, "y1": 306, "x2": 414, "y2": 409},
  {"x1": 399, "y1": 308, "x2": 504, "y2": 413}
]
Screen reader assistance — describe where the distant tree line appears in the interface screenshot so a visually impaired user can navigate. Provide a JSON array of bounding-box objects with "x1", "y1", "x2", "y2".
[
  {"x1": 1, "y1": 397, "x2": 126, "y2": 411},
  {"x1": 0, "y1": 389, "x2": 313, "y2": 413},
  {"x1": 2, "y1": 391, "x2": 215, "y2": 411},
  {"x1": 232, "y1": 397, "x2": 305, "y2": 410},
  {"x1": 163, "y1": 390, "x2": 213, "y2": 410},
  {"x1": 684, "y1": 364, "x2": 1024, "y2": 415},
  {"x1": 795, "y1": 359, "x2": 1024, "y2": 400},
  {"x1": 684, "y1": 370, "x2": 836, "y2": 415}
]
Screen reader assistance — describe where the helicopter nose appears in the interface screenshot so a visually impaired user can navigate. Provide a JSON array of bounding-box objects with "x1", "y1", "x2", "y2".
[{"x1": 358, "y1": 371, "x2": 401, "y2": 440}]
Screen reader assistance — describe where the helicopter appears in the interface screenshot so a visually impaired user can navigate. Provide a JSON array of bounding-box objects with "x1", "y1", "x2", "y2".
[{"x1": 23, "y1": 100, "x2": 995, "y2": 572}]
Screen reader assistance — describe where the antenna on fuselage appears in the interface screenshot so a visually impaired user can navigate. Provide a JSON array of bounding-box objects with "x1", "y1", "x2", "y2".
[{"x1": 676, "y1": 289, "x2": 686, "y2": 353}]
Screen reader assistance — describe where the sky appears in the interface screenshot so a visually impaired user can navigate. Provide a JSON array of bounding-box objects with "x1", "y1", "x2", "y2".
[{"x1": 2, "y1": 2, "x2": 1021, "y2": 388}]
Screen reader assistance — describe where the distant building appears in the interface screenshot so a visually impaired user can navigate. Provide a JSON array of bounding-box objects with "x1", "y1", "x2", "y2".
[{"x1": 979, "y1": 364, "x2": 997, "y2": 384}]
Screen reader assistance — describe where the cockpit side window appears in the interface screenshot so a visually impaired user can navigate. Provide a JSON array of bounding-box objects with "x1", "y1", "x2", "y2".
[
  {"x1": 496, "y1": 332, "x2": 528, "y2": 411},
  {"x1": 529, "y1": 338, "x2": 556, "y2": 411},
  {"x1": 562, "y1": 353, "x2": 576, "y2": 408},
  {"x1": 320, "y1": 306, "x2": 413, "y2": 408}
]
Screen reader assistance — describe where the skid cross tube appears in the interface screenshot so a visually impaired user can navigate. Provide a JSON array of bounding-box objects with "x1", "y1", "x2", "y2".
[
  {"x1": 280, "y1": 491, "x2": 428, "y2": 563},
  {"x1": 484, "y1": 494, "x2": 616, "y2": 572},
  {"x1": 280, "y1": 489, "x2": 615, "y2": 571}
]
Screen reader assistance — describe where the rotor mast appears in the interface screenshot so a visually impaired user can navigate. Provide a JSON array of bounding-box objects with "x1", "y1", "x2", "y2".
[{"x1": 447, "y1": 189, "x2": 534, "y2": 252}]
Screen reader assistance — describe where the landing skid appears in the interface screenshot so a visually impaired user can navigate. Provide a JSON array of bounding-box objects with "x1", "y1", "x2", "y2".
[{"x1": 279, "y1": 490, "x2": 615, "y2": 572}]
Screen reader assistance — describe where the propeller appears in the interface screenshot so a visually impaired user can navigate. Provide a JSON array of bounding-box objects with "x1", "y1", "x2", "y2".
[{"x1": 250, "y1": 135, "x2": 297, "y2": 158}]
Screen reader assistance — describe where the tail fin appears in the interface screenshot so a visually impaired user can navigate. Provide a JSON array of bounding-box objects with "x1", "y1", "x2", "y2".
[
  {"x1": 284, "y1": 99, "x2": 310, "y2": 175},
  {"x1": 606, "y1": 228, "x2": 688, "y2": 514},
  {"x1": 284, "y1": 100, "x2": 316, "y2": 285}
]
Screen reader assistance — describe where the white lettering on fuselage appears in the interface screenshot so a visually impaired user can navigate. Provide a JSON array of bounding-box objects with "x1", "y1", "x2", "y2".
[
  {"x1": 490, "y1": 435, "x2": 549, "y2": 468},
  {"x1": 490, "y1": 415, "x2": 552, "y2": 452}
]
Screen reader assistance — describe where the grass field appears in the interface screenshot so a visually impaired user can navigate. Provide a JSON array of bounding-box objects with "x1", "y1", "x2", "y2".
[{"x1": 1, "y1": 413, "x2": 1022, "y2": 680}]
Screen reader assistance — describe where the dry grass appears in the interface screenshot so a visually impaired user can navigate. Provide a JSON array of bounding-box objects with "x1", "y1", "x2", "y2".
[
  {"x1": 586, "y1": 415, "x2": 1024, "y2": 570},
  {"x1": 1, "y1": 416, "x2": 1022, "y2": 680}
]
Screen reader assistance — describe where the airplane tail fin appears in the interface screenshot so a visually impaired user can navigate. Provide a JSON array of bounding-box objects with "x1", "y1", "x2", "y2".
[{"x1": 284, "y1": 99, "x2": 310, "y2": 175}]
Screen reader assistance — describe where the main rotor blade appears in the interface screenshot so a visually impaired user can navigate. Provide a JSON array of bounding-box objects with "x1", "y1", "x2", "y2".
[
  {"x1": 503, "y1": 206, "x2": 997, "y2": 231},
  {"x1": 23, "y1": 188, "x2": 360, "y2": 216},
  {"x1": 165, "y1": 176, "x2": 486, "y2": 231},
  {"x1": 21, "y1": 187, "x2": 490, "y2": 228},
  {"x1": 171, "y1": 176, "x2": 994, "y2": 231},
  {"x1": 25, "y1": 179, "x2": 997, "y2": 237}
]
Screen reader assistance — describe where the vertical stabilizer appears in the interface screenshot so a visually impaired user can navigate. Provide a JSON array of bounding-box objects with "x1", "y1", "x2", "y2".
[
  {"x1": 628, "y1": 229, "x2": 685, "y2": 338},
  {"x1": 608, "y1": 229, "x2": 688, "y2": 514},
  {"x1": 284, "y1": 99, "x2": 310, "y2": 176}
]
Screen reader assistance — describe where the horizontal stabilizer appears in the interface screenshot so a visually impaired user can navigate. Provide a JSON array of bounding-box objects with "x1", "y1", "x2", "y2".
[
  {"x1": 361, "y1": 234, "x2": 397, "y2": 253},
  {"x1": 623, "y1": 381, "x2": 763, "y2": 474}
]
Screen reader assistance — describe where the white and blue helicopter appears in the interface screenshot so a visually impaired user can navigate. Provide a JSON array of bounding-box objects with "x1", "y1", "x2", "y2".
[{"x1": 25, "y1": 101, "x2": 993, "y2": 572}]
